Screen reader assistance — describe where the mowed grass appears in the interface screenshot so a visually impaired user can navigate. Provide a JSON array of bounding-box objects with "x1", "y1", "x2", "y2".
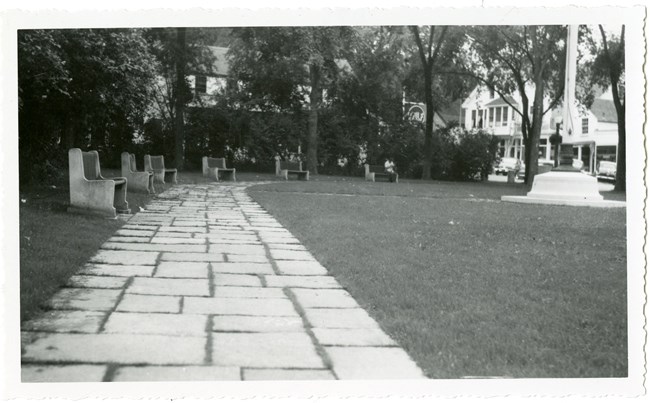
[{"x1": 248, "y1": 178, "x2": 627, "y2": 378}]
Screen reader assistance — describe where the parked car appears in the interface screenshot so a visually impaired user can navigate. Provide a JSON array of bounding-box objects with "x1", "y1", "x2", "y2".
[
  {"x1": 516, "y1": 158, "x2": 554, "y2": 180},
  {"x1": 596, "y1": 161, "x2": 617, "y2": 182},
  {"x1": 495, "y1": 157, "x2": 521, "y2": 175}
]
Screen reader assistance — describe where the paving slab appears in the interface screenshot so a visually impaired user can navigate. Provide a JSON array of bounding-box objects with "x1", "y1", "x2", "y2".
[
  {"x1": 116, "y1": 294, "x2": 181, "y2": 313},
  {"x1": 184, "y1": 297, "x2": 299, "y2": 316},
  {"x1": 214, "y1": 286, "x2": 287, "y2": 299},
  {"x1": 303, "y1": 308, "x2": 381, "y2": 329},
  {"x1": 22, "y1": 332, "x2": 206, "y2": 365},
  {"x1": 127, "y1": 278, "x2": 210, "y2": 297},
  {"x1": 112, "y1": 366, "x2": 241, "y2": 382},
  {"x1": 275, "y1": 260, "x2": 328, "y2": 275},
  {"x1": 312, "y1": 328, "x2": 397, "y2": 347},
  {"x1": 269, "y1": 249, "x2": 315, "y2": 260},
  {"x1": 209, "y1": 244, "x2": 267, "y2": 256},
  {"x1": 22, "y1": 364, "x2": 108, "y2": 382},
  {"x1": 212, "y1": 315, "x2": 304, "y2": 333},
  {"x1": 108, "y1": 236, "x2": 152, "y2": 243},
  {"x1": 154, "y1": 232, "x2": 194, "y2": 238},
  {"x1": 150, "y1": 237, "x2": 206, "y2": 244},
  {"x1": 225, "y1": 254, "x2": 270, "y2": 263},
  {"x1": 325, "y1": 347, "x2": 425, "y2": 379},
  {"x1": 160, "y1": 252, "x2": 224, "y2": 263},
  {"x1": 171, "y1": 221, "x2": 208, "y2": 227},
  {"x1": 115, "y1": 229, "x2": 155, "y2": 237},
  {"x1": 155, "y1": 261, "x2": 209, "y2": 278},
  {"x1": 66, "y1": 275, "x2": 129, "y2": 289},
  {"x1": 213, "y1": 274, "x2": 262, "y2": 287},
  {"x1": 79, "y1": 264, "x2": 155, "y2": 277},
  {"x1": 266, "y1": 243, "x2": 307, "y2": 251},
  {"x1": 291, "y1": 288, "x2": 360, "y2": 308},
  {"x1": 265, "y1": 275, "x2": 342, "y2": 289},
  {"x1": 47, "y1": 288, "x2": 122, "y2": 311},
  {"x1": 90, "y1": 250, "x2": 159, "y2": 266},
  {"x1": 103, "y1": 312, "x2": 208, "y2": 336},
  {"x1": 211, "y1": 332, "x2": 324, "y2": 368},
  {"x1": 243, "y1": 369, "x2": 336, "y2": 381},
  {"x1": 22, "y1": 310, "x2": 106, "y2": 333},
  {"x1": 212, "y1": 262, "x2": 274, "y2": 275},
  {"x1": 122, "y1": 224, "x2": 160, "y2": 231},
  {"x1": 158, "y1": 226, "x2": 207, "y2": 233},
  {"x1": 100, "y1": 242, "x2": 207, "y2": 253}
]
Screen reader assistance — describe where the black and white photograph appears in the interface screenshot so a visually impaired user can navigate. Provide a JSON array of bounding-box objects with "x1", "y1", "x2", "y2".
[{"x1": 1, "y1": 1, "x2": 647, "y2": 401}]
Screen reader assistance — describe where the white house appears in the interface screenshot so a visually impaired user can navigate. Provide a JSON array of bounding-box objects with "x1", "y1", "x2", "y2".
[{"x1": 460, "y1": 85, "x2": 619, "y2": 173}]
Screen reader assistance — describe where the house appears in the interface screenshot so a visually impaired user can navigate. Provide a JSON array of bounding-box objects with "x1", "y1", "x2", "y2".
[
  {"x1": 460, "y1": 85, "x2": 619, "y2": 173},
  {"x1": 187, "y1": 46, "x2": 230, "y2": 105}
]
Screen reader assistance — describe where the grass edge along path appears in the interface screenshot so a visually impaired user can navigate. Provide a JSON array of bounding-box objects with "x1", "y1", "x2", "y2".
[{"x1": 247, "y1": 179, "x2": 627, "y2": 379}]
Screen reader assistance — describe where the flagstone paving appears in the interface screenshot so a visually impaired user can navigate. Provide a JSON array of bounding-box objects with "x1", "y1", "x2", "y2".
[{"x1": 21, "y1": 182, "x2": 426, "y2": 382}]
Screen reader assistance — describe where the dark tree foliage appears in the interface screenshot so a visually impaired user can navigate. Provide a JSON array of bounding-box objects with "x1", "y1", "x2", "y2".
[
  {"x1": 18, "y1": 29, "x2": 159, "y2": 184},
  {"x1": 227, "y1": 26, "x2": 355, "y2": 174}
]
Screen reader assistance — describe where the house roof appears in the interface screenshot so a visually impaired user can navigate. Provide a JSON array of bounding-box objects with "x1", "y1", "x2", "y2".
[
  {"x1": 590, "y1": 98, "x2": 617, "y2": 123},
  {"x1": 437, "y1": 99, "x2": 462, "y2": 124},
  {"x1": 207, "y1": 46, "x2": 230, "y2": 76},
  {"x1": 484, "y1": 95, "x2": 519, "y2": 107}
]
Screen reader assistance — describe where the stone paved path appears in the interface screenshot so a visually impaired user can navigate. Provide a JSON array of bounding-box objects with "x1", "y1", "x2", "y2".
[{"x1": 21, "y1": 183, "x2": 425, "y2": 382}]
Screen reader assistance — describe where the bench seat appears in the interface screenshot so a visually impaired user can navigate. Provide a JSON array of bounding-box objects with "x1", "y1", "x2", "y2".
[
  {"x1": 365, "y1": 164, "x2": 398, "y2": 183},
  {"x1": 276, "y1": 160, "x2": 309, "y2": 181},
  {"x1": 144, "y1": 155, "x2": 177, "y2": 184},
  {"x1": 202, "y1": 156, "x2": 236, "y2": 182},
  {"x1": 68, "y1": 148, "x2": 130, "y2": 217}
]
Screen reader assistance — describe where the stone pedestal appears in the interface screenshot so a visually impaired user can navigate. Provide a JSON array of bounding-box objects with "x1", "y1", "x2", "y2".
[{"x1": 526, "y1": 171, "x2": 603, "y2": 201}]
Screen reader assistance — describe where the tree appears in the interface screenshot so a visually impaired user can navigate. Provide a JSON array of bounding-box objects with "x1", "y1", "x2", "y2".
[
  {"x1": 407, "y1": 26, "x2": 470, "y2": 180},
  {"x1": 577, "y1": 25, "x2": 625, "y2": 191},
  {"x1": 174, "y1": 27, "x2": 187, "y2": 170},
  {"x1": 228, "y1": 27, "x2": 354, "y2": 174},
  {"x1": 463, "y1": 26, "x2": 567, "y2": 185},
  {"x1": 18, "y1": 29, "x2": 159, "y2": 183}
]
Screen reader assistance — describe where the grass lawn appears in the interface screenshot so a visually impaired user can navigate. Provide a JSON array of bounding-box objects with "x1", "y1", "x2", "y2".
[{"x1": 248, "y1": 177, "x2": 627, "y2": 378}]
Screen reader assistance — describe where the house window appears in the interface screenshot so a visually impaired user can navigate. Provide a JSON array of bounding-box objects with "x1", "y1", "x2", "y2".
[
  {"x1": 581, "y1": 118, "x2": 589, "y2": 134},
  {"x1": 195, "y1": 75, "x2": 207, "y2": 94},
  {"x1": 471, "y1": 110, "x2": 476, "y2": 128},
  {"x1": 495, "y1": 107, "x2": 501, "y2": 126},
  {"x1": 460, "y1": 108, "x2": 466, "y2": 129},
  {"x1": 502, "y1": 106, "x2": 508, "y2": 126},
  {"x1": 489, "y1": 108, "x2": 494, "y2": 127}
]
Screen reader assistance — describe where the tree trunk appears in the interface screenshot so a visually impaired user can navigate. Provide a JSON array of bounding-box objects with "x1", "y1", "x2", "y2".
[
  {"x1": 307, "y1": 63, "x2": 321, "y2": 174},
  {"x1": 526, "y1": 72, "x2": 545, "y2": 188},
  {"x1": 614, "y1": 113, "x2": 626, "y2": 191},
  {"x1": 174, "y1": 27, "x2": 186, "y2": 170},
  {"x1": 422, "y1": 63, "x2": 434, "y2": 180}
]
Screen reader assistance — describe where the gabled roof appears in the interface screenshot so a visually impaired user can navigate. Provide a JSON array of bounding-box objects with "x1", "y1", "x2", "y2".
[
  {"x1": 207, "y1": 46, "x2": 230, "y2": 76},
  {"x1": 590, "y1": 98, "x2": 617, "y2": 123},
  {"x1": 437, "y1": 99, "x2": 462, "y2": 124},
  {"x1": 484, "y1": 95, "x2": 519, "y2": 107}
]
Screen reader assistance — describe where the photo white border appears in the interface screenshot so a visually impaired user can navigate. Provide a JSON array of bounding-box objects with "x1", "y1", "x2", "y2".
[{"x1": 1, "y1": 2, "x2": 646, "y2": 401}]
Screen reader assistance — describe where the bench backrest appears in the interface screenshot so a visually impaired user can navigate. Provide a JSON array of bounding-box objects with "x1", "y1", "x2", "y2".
[
  {"x1": 367, "y1": 165, "x2": 385, "y2": 173},
  {"x1": 145, "y1": 155, "x2": 166, "y2": 171},
  {"x1": 280, "y1": 161, "x2": 302, "y2": 171},
  {"x1": 82, "y1": 150, "x2": 103, "y2": 180},
  {"x1": 121, "y1": 152, "x2": 138, "y2": 174},
  {"x1": 206, "y1": 157, "x2": 227, "y2": 169}
]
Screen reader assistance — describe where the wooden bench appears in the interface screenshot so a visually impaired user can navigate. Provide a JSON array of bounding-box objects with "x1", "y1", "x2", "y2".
[
  {"x1": 276, "y1": 160, "x2": 309, "y2": 181},
  {"x1": 365, "y1": 164, "x2": 398, "y2": 183},
  {"x1": 121, "y1": 152, "x2": 155, "y2": 194},
  {"x1": 68, "y1": 148, "x2": 130, "y2": 217},
  {"x1": 144, "y1": 155, "x2": 177, "y2": 184},
  {"x1": 202, "y1": 156, "x2": 236, "y2": 182}
]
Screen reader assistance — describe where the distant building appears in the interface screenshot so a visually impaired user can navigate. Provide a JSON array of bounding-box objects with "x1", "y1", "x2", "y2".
[{"x1": 460, "y1": 85, "x2": 619, "y2": 173}]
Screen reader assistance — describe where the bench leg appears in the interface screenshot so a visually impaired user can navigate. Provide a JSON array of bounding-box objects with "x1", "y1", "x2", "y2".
[{"x1": 113, "y1": 181, "x2": 130, "y2": 214}]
